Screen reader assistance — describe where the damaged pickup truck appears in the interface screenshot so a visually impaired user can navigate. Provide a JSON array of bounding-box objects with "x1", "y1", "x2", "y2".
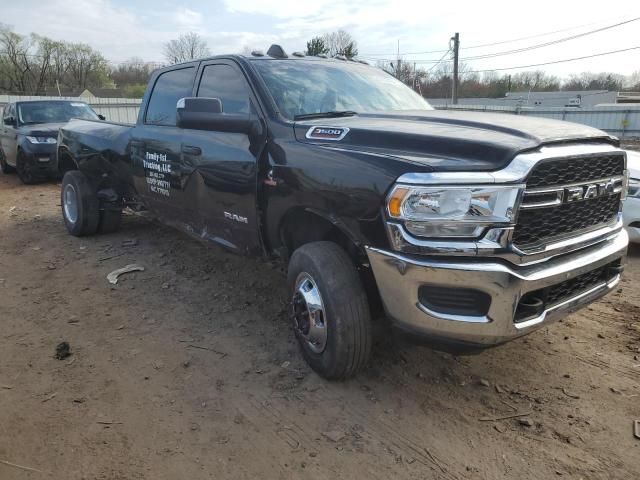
[{"x1": 56, "y1": 45, "x2": 629, "y2": 379}]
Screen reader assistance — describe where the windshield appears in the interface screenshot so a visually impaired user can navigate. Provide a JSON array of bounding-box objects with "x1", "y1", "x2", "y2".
[
  {"x1": 251, "y1": 59, "x2": 432, "y2": 120},
  {"x1": 17, "y1": 101, "x2": 99, "y2": 125}
]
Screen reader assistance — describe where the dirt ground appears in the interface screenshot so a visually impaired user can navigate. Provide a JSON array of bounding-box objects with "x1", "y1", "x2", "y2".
[{"x1": 0, "y1": 172, "x2": 639, "y2": 480}]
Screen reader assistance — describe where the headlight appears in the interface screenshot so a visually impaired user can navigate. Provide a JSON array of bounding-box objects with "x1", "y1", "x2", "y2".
[
  {"x1": 26, "y1": 136, "x2": 57, "y2": 144},
  {"x1": 628, "y1": 178, "x2": 640, "y2": 198},
  {"x1": 387, "y1": 185, "x2": 523, "y2": 238}
]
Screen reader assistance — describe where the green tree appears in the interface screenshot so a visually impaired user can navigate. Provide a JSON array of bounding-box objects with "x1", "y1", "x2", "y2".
[
  {"x1": 339, "y1": 42, "x2": 358, "y2": 59},
  {"x1": 124, "y1": 83, "x2": 147, "y2": 98},
  {"x1": 306, "y1": 37, "x2": 329, "y2": 56}
]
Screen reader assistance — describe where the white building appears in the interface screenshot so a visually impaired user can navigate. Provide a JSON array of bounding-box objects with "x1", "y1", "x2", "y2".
[{"x1": 429, "y1": 90, "x2": 619, "y2": 109}]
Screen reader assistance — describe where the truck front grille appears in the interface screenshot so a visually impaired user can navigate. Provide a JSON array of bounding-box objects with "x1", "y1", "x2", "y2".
[
  {"x1": 524, "y1": 154, "x2": 625, "y2": 188},
  {"x1": 513, "y1": 153, "x2": 625, "y2": 251}
]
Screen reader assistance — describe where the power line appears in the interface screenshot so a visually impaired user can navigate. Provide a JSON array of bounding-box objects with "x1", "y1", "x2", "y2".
[
  {"x1": 461, "y1": 45, "x2": 640, "y2": 73},
  {"x1": 460, "y1": 16, "x2": 640, "y2": 61},
  {"x1": 459, "y1": 16, "x2": 630, "y2": 50},
  {"x1": 425, "y1": 48, "x2": 452, "y2": 74},
  {"x1": 360, "y1": 15, "x2": 637, "y2": 57}
]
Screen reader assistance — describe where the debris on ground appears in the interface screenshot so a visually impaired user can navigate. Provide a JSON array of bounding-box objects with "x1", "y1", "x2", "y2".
[
  {"x1": 107, "y1": 264, "x2": 145, "y2": 284},
  {"x1": 518, "y1": 418, "x2": 534, "y2": 427},
  {"x1": 121, "y1": 238, "x2": 138, "y2": 247},
  {"x1": 322, "y1": 430, "x2": 346, "y2": 443},
  {"x1": 0, "y1": 459, "x2": 45, "y2": 474},
  {"x1": 479, "y1": 411, "x2": 533, "y2": 422},
  {"x1": 54, "y1": 342, "x2": 71, "y2": 360},
  {"x1": 42, "y1": 392, "x2": 57, "y2": 403},
  {"x1": 561, "y1": 388, "x2": 580, "y2": 399}
]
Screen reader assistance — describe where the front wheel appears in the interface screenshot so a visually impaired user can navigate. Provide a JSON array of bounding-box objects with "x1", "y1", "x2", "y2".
[
  {"x1": 16, "y1": 150, "x2": 37, "y2": 184},
  {"x1": 288, "y1": 241, "x2": 372, "y2": 380},
  {"x1": 61, "y1": 170, "x2": 100, "y2": 236}
]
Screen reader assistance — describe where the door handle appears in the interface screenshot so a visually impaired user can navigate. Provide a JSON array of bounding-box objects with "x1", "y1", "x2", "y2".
[{"x1": 181, "y1": 145, "x2": 201, "y2": 156}]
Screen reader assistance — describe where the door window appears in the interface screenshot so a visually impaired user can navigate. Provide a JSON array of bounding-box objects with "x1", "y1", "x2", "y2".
[
  {"x1": 197, "y1": 64, "x2": 250, "y2": 114},
  {"x1": 145, "y1": 67, "x2": 195, "y2": 126}
]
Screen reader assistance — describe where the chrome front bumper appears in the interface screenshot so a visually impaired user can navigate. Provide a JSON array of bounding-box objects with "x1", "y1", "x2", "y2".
[{"x1": 366, "y1": 229, "x2": 628, "y2": 346}]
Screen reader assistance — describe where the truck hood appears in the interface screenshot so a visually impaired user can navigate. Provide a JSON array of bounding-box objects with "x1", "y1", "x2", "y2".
[{"x1": 294, "y1": 110, "x2": 616, "y2": 171}]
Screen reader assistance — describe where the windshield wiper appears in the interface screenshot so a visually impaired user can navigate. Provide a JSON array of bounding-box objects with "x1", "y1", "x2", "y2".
[{"x1": 294, "y1": 110, "x2": 358, "y2": 121}]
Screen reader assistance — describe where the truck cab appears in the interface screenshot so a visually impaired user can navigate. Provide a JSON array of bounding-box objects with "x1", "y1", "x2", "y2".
[{"x1": 56, "y1": 46, "x2": 629, "y2": 379}]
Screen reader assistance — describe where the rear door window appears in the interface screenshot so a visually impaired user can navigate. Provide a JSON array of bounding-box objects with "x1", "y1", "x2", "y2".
[{"x1": 145, "y1": 67, "x2": 195, "y2": 126}]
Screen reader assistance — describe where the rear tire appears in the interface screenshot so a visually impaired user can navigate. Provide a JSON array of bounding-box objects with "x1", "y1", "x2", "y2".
[
  {"x1": 61, "y1": 170, "x2": 100, "y2": 236},
  {"x1": 288, "y1": 241, "x2": 372, "y2": 380},
  {"x1": 16, "y1": 150, "x2": 37, "y2": 184},
  {"x1": 0, "y1": 148, "x2": 15, "y2": 174}
]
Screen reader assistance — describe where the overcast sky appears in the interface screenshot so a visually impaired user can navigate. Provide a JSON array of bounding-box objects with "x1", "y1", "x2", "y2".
[{"x1": 2, "y1": 0, "x2": 639, "y2": 78}]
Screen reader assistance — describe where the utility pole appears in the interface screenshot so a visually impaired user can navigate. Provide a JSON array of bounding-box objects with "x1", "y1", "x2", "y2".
[
  {"x1": 396, "y1": 39, "x2": 402, "y2": 79},
  {"x1": 452, "y1": 32, "x2": 459, "y2": 104}
]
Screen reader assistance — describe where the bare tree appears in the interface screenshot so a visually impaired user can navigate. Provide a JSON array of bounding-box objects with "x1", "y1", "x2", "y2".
[
  {"x1": 110, "y1": 57, "x2": 153, "y2": 86},
  {"x1": 562, "y1": 72, "x2": 624, "y2": 91},
  {"x1": 0, "y1": 24, "x2": 110, "y2": 95},
  {"x1": 0, "y1": 26, "x2": 31, "y2": 94},
  {"x1": 626, "y1": 70, "x2": 640, "y2": 91},
  {"x1": 321, "y1": 30, "x2": 358, "y2": 58},
  {"x1": 65, "y1": 43, "x2": 109, "y2": 90},
  {"x1": 163, "y1": 32, "x2": 210, "y2": 64}
]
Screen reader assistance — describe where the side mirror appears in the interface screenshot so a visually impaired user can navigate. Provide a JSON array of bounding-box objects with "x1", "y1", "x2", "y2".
[
  {"x1": 176, "y1": 97, "x2": 258, "y2": 134},
  {"x1": 98, "y1": 114, "x2": 106, "y2": 121},
  {"x1": 3, "y1": 116, "x2": 15, "y2": 126}
]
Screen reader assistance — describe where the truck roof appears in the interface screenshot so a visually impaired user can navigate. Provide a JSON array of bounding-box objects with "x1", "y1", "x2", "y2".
[{"x1": 159, "y1": 44, "x2": 371, "y2": 71}]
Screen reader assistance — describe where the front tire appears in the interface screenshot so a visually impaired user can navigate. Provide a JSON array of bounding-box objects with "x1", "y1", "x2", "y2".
[
  {"x1": 16, "y1": 150, "x2": 37, "y2": 184},
  {"x1": 61, "y1": 170, "x2": 100, "y2": 236},
  {"x1": 288, "y1": 241, "x2": 372, "y2": 380}
]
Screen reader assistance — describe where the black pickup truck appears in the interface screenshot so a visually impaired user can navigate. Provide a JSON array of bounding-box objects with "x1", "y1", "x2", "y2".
[{"x1": 56, "y1": 45, "x2": 629, "y2": 379}]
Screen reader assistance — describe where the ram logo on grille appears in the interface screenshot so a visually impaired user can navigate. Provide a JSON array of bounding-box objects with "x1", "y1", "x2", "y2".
[
  {"x1": 564, "y1": 178, "x2": 624, "y2": 203},
  {"x1": 521, "y1": 176, "x2": 624, "y2": 210}
]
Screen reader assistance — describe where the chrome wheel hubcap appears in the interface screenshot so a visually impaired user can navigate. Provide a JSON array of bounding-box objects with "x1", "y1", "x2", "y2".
[
  {"x1": 63, "y1": 184, "x2": 78, "y2": 224},
  {"x1": 292, "y1": 273, "x2": 327, "y2": 354}
]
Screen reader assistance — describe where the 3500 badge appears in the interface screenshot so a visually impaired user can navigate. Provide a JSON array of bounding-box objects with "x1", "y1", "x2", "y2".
[{"x1": 305, "y1": 126, "x2": 350, "y2": 141}]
